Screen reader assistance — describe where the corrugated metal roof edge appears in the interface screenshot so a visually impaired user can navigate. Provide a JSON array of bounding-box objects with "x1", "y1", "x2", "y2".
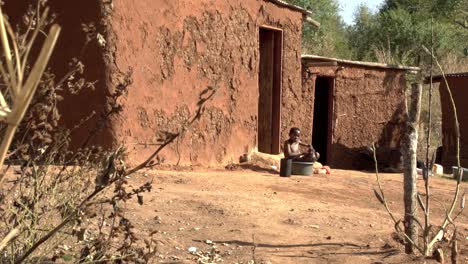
[
  {"x1": 302, "y1": 54, "x2": 420, "y2": 72},
  {"x1": 425, "y1": 72, "x2": 468, "y2": 83}
]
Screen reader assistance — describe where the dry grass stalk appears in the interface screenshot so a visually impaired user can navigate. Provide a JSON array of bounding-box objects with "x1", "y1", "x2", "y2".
[
  {"x1": 0, "y1": 228, "x2": 19, "y2": 251},
  {"x1": 0, "y1": 4, "x2": 60, "y2": 252},
  {"x1": 0, "y1": 5, "x2": 60, "y2": 178}
]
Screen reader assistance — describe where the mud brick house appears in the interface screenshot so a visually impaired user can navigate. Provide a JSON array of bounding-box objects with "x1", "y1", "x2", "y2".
[
  {"x1": 301, "y1": 55, "x2": 419, "y2": 169},
  {"x1": 8, "y1": 1, "x2": 418, "y2": 169},
  {"x1": 428, "y1": 73, "x2": 468, "y2": 170},
  {"x1": 8, "y1": 0, "x2": 320, "y2": 165}
]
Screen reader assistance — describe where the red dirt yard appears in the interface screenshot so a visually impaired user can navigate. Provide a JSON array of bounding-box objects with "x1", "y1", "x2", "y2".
[{"x1": 122, "y1": 168, "x2": 468, "y2": 263}]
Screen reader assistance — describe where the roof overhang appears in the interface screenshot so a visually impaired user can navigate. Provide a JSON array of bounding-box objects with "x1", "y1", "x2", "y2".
[
  {"x1": 425, "y1": 72, "x2": 468, "y2": 84},
  {"x1": 267, "y1": 0, "x2": 320, "y2": 27},
  {"x1": 302, "y1": 54, "x2": 420, "y2": 73}
]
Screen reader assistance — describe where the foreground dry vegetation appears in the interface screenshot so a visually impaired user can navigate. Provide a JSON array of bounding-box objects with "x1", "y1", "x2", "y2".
[
  {"x1": 118, "y1": 168, "x2": 467, "y2": 263},
  {"x1": 0, "y1": 1, "x2": 466, "y2": 263}
]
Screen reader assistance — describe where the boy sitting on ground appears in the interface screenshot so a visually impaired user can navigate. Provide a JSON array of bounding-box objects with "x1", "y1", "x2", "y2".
[{"x1": 284, "y1": 127, "x2": 320, "y2": 162}]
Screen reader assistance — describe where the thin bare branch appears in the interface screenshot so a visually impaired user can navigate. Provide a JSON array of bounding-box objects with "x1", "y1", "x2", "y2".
[
  {"x1": 126, "y1": 86, "x2": 218, "y2": 175},
  {"x1": 16, "y1": 86, "x2": 217, "y2": 262},
  {"x1": 422, "y1": 46, "x2": 463, "y2": 254},
  {"x1": 372, "y1": 143, "x2": 398, "y2": 224},
  {"x1": 422, "y1": 20, "x2": 434, "y2": 255}
]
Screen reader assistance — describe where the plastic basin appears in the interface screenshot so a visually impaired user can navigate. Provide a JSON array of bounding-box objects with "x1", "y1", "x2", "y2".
[
  {"x1": 452, "y1": 166, "x2": 468, "y2": 182},
  {"x1": 291, "y1": 161, "x2": 314, "y2": 176}
]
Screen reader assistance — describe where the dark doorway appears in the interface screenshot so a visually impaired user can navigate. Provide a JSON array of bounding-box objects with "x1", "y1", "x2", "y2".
[
  {"x1": 258, "y1": 27, "x2": 282, "y2": 154},
  {"x1": 312, "y1": 77, "x2": 333, "y2": 164}
]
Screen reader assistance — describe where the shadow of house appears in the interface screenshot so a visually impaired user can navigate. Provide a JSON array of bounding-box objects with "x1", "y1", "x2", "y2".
[
  {"x1": 301, "y1": 55, "x2": 418, "y2": 170},
  {"x1": 195, "y1": 239, "x2": 400, "y2": 260},
  {"x1": 349, "y1": 103, "x2": 406, "y2": 172},
  {"x1": 426, "y1": 72, "x2": 468, "y2": 171}
]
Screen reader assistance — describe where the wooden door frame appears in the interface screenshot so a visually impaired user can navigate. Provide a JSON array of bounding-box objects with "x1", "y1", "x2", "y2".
[
  {"x1": 326, "y1": 77, "x2": 335, "y2": 164},
  {"x1": 311, "y1": 75, "x2": 335, "y2": 164},
  {"x1": 258, "y1": 25, "x2": 283, "y2": 154}
]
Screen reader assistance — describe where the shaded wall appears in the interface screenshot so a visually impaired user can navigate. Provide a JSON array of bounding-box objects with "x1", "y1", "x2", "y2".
[
  {"x1": 108, "y1": 0, "x2": 305, "y2": 165},
  {"x1": 439, "y1": 76, "x2": 468, "y2": 169},
  {"x1": 5, "y1": 0, "x2": 112, "y2": 149},
  {"x1": 302, "y1": 61, "x2": 406, "y2": 169}
]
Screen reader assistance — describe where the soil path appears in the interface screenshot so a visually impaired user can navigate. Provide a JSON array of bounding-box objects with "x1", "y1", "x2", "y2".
[{"x1": 124, "y1": 168, "x2": 468, "y2": 263}]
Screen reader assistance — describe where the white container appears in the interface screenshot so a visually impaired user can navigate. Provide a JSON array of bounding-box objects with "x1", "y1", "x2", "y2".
[{"x1": 432, "y1": 164, "x2": 443, "y2": 176}]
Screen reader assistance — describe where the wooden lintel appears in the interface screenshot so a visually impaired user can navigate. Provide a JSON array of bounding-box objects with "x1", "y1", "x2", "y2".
[
  {"x1": 305, "y1": 61, "x2": 338, "y2": 67},
  {"x1": 260, "y1": 25, "x2": 283, "y2": 32}
]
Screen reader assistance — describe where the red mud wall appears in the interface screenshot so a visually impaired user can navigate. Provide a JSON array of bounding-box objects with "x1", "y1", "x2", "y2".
[
  {"x1": 108, "y1": 0, "x2": 304, "y2": 165},
  {"x1": 439, "y1": 77, "x2": 468, "y2": 169},
  {"x1": 302, "y1": 63, "x2": 406, "y2": 169}
]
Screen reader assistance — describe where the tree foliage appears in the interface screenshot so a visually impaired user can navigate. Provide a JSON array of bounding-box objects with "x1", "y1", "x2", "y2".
[
  {"x1": 287, "y1": 0, "x2": 468, "y2": 66},
  {"x1": 286, "y1": 0, "x2": 352, "y2": 58},
  {"x1": 347, "y1": 4, "x2": 378, "y2": 61},
  {"x1": 347, "y1": 0, "x2": 468, "y2": 65}
]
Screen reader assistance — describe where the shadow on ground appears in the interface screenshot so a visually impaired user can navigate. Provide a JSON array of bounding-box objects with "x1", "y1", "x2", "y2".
[
  {"x1": 225, "y1": 163, "x2": 279, "y2": 174},
  {"x1": 194, "y1": 239, "x2": 400, "y2": 259}
]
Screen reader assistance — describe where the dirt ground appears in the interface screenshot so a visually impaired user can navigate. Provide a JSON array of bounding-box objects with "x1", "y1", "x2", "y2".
[{"x1": 123, "y1": 167, "x2": 468, "y2": 264}]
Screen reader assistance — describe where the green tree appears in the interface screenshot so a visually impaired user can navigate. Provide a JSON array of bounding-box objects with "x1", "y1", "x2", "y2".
[
  {"x1": 380, "y1": 0, "x2": 432, "y2": 13},
  {"x1": 347, "y1": 0, "x2": 468, "y2": 65},
  {"x1": 287, "y1": 0, "x2": 352, "y2": 58},
  {"x1": 440, "y1": 0, "x2": 468, "y2": 31},
  {"x1": 347, "y1": 4, "x2": 378, "y2": 61}
]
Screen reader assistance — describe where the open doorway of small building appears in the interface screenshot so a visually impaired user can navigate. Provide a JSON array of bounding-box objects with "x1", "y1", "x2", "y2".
[
  {"x1": 258, "y1": 27, "x2": 282, "y2": 154},
  {"x1": 312, "y1": 77, "x2": 334, "y2": 164}
]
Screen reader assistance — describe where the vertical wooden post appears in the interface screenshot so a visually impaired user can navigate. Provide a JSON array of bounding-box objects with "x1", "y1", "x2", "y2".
[{"x1": 401, "y1": 82, "x2": 422, "y2": 253}]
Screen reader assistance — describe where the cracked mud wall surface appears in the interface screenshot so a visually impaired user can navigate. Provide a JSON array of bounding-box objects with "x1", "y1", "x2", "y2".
[
  {"x1": 303, "y1": 63, "x2": 406, "y2": 169},
  {"x1": 439, "y1": 76, "x2": 468, "y2": 169},
  {"x1": 109, "y1": 0, "x2": 304, "y2": 165}
]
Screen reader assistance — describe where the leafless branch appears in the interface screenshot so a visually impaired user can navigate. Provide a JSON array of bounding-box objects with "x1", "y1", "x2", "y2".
[
  {"x1": 15, "y1": 86, "x2": 218, "y2": 262},
  {"x1": 422, "y1": 45, "x2": 463, "y2": 255},
  {"x1": 372, "y1": 143, "x2": 423, "y2": 253}
]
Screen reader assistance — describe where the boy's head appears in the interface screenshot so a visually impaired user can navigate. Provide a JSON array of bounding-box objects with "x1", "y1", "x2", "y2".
[{"x1": 289, "y1": 127, "x2": 301, "y2": 142}]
